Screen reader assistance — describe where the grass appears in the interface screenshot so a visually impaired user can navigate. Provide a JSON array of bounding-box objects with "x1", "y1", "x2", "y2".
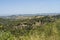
[{"x1": 0, "y1": 16, "x2": 60, "y2": 40}]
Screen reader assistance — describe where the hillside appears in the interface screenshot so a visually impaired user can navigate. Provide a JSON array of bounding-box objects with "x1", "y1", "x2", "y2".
[{"x1": 0, "y1": 15, "x2": 60, "y2": 40}]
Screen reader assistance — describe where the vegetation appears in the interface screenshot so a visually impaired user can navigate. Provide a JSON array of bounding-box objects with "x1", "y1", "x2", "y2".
[{"x1": 0, "y1": 15, "x2": 60, "y2": 40}]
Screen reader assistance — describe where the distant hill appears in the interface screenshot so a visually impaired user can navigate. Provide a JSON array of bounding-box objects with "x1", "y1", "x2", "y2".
[{"x1": 0, "y1": 13, "x2": 60, "y2": 20}]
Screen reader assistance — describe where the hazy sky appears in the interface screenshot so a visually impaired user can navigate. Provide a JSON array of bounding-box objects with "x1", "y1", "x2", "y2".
[{"x1": 0, "y1": 0, "x2": 60, "y2": 16}]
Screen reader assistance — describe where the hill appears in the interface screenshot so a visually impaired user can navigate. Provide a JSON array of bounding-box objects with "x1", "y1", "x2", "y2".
[{"x1": 0, "y1": 15, "x2": 60, "y2": 40}]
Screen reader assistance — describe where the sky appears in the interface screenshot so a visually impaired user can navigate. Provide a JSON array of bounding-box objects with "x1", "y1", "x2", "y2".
[{"x1": 0, "y1": 0, "x2": 60, "y2": 16}]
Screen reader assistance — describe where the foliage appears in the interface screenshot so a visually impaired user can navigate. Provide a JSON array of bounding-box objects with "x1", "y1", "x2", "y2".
[{"x1": 0, "y1": 15, "x2": 60, "y2": 40}]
